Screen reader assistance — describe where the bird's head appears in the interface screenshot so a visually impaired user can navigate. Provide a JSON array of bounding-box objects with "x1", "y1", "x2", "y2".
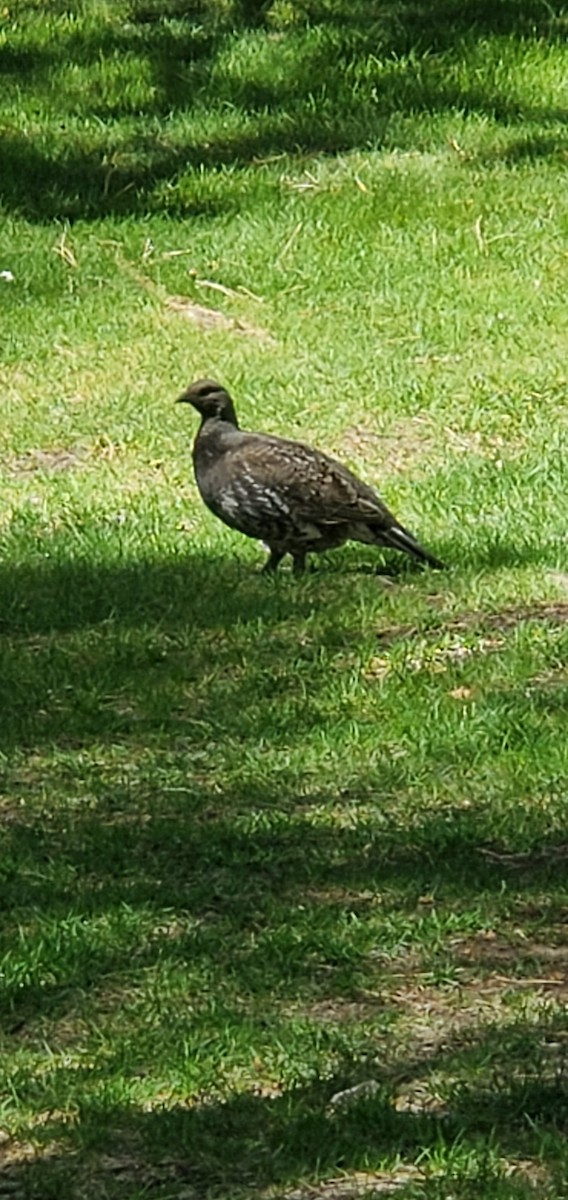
[{"x1": 176, "y1": 379, "x2": 238, "y2": 426}]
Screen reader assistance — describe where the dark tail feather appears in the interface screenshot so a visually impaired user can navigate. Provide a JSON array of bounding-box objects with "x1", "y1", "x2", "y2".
[{"x1": 382, "y1": 523, "x2": 446, "y2": 570}]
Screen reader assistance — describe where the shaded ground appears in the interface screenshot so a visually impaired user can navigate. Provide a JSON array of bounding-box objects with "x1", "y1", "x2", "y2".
[
  {"x1": 1, "y1": 0, "x2": 568, "y2": 220},
  {"x1": 1, "y1": 549, "x2": 567, "y2": 1195}
]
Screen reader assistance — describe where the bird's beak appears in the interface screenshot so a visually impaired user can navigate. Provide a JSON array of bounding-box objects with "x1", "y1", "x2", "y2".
[{"x1": 175, "y1": 393, "x2": 190, "y2": 404}]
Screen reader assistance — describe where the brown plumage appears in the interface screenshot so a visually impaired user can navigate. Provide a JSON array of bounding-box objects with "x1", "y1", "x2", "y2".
[{"x1": 177, "y1": 378, "x2": 445, "y2": 574}]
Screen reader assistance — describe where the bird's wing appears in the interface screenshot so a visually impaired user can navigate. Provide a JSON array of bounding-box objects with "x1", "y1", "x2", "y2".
[{"x1": 228, "y1": 433, "x2": 396, "y2": 528}]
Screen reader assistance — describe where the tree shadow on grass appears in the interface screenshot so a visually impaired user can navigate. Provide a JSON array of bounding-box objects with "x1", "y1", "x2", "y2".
[
  {"x1": 1, "y1": 1012, "x2": 567, "y2": 1197},
  {"x1": 2, "y1": 757, "x2": 568, "y2": 1165},
  {"x1": 0, "y1": 521, "x2": 559, "y2": 639},
  {"x1": 2, "y1": 783, "x2": 568, "y2": 1022},
  {"x1": 1, "y1": 0, "x2": 567, "y2": 220},
  {"x1": 121, "y1": 0, "x2": 568, "y2": 47},
  {"x1": 0, "y1": 543, "x2": 566, "y2": 1021},
  {"x1": 0, "y1": 539, "x2": 566, "y2": 1193},
  {"x1": 0, "y1": 526, "x2": 562, "y2": 759}
]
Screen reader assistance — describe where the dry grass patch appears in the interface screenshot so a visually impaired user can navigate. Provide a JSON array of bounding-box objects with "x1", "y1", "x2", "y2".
[
  {"x1": 375, "y1": 601, "x2": 568, "y2": 648},
  {"x1": 272, "y1": 1166, "x2": 424, "y2": 1199},
  {"x1": 336, "y1": 415, "x2": 526, "y2": 482},
  {"x1": 165, "y1": 294, "x2": 277, "y2": 344},
  {"x1": 336, "y1": 418, "x2": 440, "y2": 479},
  {"x1": 7, "y1": 447, "x2": 87, "y2": 475}
]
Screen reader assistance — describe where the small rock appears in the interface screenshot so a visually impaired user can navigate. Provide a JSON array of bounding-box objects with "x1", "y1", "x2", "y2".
[{"x1": 328, "y1": 1080, "x2": 380, "y2": 1110}]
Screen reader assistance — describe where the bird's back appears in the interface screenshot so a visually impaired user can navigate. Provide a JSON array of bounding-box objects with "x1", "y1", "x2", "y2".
[{"x1": 193, "y1": 420, "x2": 397, "y2": 537}]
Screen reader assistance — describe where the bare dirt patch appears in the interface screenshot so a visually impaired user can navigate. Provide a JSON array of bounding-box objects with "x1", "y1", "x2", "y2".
[
  {"x1": 271, "y1": 1166, "x2": 424, "y2": 1200},
  {"x1": 337, "y1": 417, "x2": 437, "y2": 477},
  {"x1": 338, "y1": 416, "x2": 521, "y2": 478},
  {"x1": 376, "y1": 601, "x2": 568, "y2": 647},
  {"x1": 292, "y1": 997, "x2": 388, "y2": 1025},
  {"x1": 450, "y1": 930, "x2": 568, "y2": 978},
  {"x1": 165, "y1": 295, "x2": 277, "y2": 344},
  {"x1": 7, "y1": 447, "x2": 85, "y2": 475},
  {"x1": 0, "y1": 1144, "x2": 196, "y2": 1198},
  {"x1": 480, "y1": 845, "x2": 568, "y2": 869},
  {"x1": 0, "y1": 1130, "x2": 65, "y2": 1169}
]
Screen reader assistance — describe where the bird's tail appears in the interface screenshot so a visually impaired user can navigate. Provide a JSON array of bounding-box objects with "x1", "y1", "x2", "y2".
[{"x1": 380, "y1": 522, "x2": 446, "y2": 570}]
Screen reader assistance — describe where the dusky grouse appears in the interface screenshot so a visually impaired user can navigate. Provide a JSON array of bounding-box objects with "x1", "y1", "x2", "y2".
[{"x1": 178, "y1": 378, "x2": 445, "y2": 574}]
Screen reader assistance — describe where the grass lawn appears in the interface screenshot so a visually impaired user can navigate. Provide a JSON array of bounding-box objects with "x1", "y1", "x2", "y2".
[{"x1": 1, "y1": 1, "x2": 568, "y2": 1196}]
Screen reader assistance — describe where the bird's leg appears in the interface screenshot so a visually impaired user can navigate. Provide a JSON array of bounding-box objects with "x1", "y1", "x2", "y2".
[
  {"x1": 262, "y1": 548, "x2": 285, "y2": 574},
  {"x1": 292, "y1": 552, "x2": 307, "y2": 575}
]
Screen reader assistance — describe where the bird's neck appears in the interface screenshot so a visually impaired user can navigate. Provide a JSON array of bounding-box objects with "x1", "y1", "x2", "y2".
[
  {"x1": 200, "y1": 409, "x2": 239, "y2": 431},
  {"x1": 194, "y1": 416, "x2": 240, "y2": 463}
]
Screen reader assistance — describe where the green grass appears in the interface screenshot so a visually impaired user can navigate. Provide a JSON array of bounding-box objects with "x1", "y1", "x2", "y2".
[{"x1": 1, "y1": 1, "x2": 568, "y2": 1197}]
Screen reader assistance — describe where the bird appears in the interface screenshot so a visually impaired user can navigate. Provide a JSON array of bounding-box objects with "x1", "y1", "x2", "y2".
[{"x1": 177, "y1": 378, "x2": 445, "y2": 575}]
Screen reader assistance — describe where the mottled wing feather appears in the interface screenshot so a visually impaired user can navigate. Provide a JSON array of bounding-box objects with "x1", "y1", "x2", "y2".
[{"x1": 228, "y1": 434, "x2": 395, "y2": 530}]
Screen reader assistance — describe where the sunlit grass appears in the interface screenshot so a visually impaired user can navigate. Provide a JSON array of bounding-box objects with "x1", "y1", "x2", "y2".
[{"x1": 1, "y1": 1, "x2": 567, "y2": 1197}]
